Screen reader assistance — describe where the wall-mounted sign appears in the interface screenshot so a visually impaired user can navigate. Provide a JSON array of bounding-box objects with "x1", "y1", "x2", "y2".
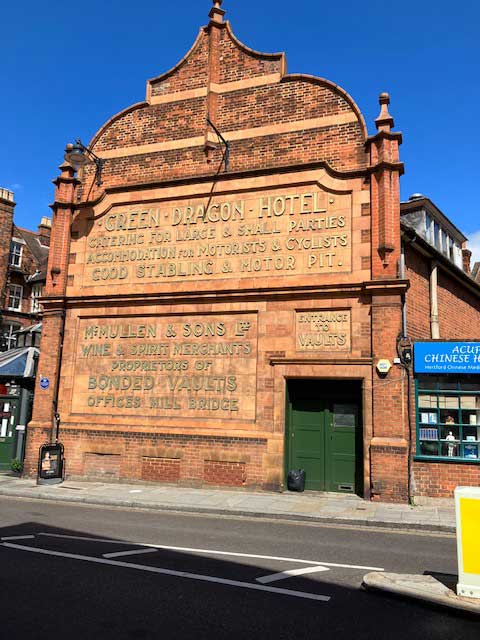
[
  {"x1": 71, "y1": 314, "x2": 258, "y2": 421},
  {"x1": 295, "y1": 309, "x2": 351, "y2": 352},
  {"x1": 414, "y1": 342, "x2": 480, "y2": 374},
  {"x1": 40, "y1": 377, "x2": 50, "y2": 390},
  {"x1": 73, "y1": 187, "x2": 353, "y2": 292}
]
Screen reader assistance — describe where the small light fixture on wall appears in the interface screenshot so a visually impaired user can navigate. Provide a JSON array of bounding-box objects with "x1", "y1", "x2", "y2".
[
  {"x1": 397, "y1": 335, "x2": 413, "y2": 367},
  {"x1": 64, "y1": 139, "x2": 104, "y2": 186}
]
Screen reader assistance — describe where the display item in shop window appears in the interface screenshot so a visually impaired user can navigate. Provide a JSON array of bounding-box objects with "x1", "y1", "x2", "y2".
[
  {"x1": 464, "y1": 444, "x2": 478, "y2": 459},
  {"x1": 446, "y1": 431, "x2": 456, "y2": 457}
]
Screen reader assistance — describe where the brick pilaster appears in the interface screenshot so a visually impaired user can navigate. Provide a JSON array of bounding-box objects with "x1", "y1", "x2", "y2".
[
  {"x1": 366, "y1": 96, "x2": 408, "y2": 502},
  {"x1": 23, "y1": 163, "x2": 79, "y2": 476},
  {"x1": 367, "y1": 93, "x2": 404, "y2": 278},
  {"x1": 370, "y1": 294, "x2": 409, "y2": 502}
]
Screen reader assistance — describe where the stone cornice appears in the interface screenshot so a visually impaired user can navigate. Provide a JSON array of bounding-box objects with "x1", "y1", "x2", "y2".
[
  {"x1": 367, "y1": 160, "x2": 405, "y2": 176},
  {"x1": 48, "y1": 279, "x2": 409, "y2": 308},
  {"x1": 0, "y1": 197, "x2": 16, "y2": 208},
  {"x1": 72, "y1": 159, "x2": 370, "y2": 209},
  {"x1": 49, "y1": 200, "x2": 79, "y2": 211},
  {"x1": 365, "y1": 131, "x2": 403, "y2": 146},
  {"x1": 269, "y1": 357, "x2": 372, "y2": 366}
]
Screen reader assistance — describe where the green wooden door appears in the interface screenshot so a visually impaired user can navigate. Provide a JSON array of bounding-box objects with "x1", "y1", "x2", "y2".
[
  {"x1": 0, "y1": 396, "x2": 19, "y2": 469},
  {"x1": 288, "y1": 399, "x2": 328, "y2": 490},
  {"x1": 286, "y1": 381, "x2": 361, "y2": 493},
  {"x1": 325, "y1": 403, "x2": 358, "y2": 492}
]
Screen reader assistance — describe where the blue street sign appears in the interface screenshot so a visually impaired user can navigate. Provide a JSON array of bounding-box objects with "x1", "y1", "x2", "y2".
[
  {"x1": 40, "y1": 377, "x2": 50, "y2": 390},
  {"x1": 414, "y1": 342, "x2": 480, "y2": 374}
]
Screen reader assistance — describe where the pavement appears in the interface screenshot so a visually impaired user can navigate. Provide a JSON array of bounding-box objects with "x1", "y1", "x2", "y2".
[
  {"x1": 363, "y1": 572, "x2": 480, "y2": 615},
  {"x1": 0, "y1": 472, "x2": 456, "y2": 533}
]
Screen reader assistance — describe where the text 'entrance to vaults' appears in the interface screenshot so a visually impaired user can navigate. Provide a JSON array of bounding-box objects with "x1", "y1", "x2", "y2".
[{"x1": 285, "y1": 379, "x2": 363, "y2": 495}]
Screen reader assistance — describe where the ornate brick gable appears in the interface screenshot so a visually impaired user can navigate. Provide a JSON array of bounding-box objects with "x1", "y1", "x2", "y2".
[{"x1": 79, "y1": 14, "x2": 368, "y2": 198}]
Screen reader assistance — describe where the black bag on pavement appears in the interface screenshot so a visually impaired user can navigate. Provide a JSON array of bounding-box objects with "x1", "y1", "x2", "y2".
[{"x1": 287, "y1": 469, "x2": 306, "y2": 492}]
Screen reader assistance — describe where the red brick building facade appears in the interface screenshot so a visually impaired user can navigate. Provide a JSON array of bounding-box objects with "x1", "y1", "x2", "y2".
[
  {"x1": 23, "y1": 2, "x2": 480, "y2": 501},
  {"x1": 0, "y1": 187, "x2": 50, "y2": 350}
]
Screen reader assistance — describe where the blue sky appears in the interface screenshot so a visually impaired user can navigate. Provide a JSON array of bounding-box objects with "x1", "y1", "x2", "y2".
[{"x1": 2, "y1": 0, "x2": 479, "y2": 262}]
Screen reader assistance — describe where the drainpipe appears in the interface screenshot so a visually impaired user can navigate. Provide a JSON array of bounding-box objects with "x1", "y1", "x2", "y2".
[
  {"x1": 399, "y1": 244, "x2": 413, "y2": 504},
  {"x1": 399, "y1": 246, "x2": 407, "y2": 337},
  {"x1": 430, "y1": 261, "x2": 440, "y2": 339}
]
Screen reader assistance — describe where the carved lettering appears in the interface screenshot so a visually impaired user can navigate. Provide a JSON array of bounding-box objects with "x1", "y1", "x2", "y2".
[
  {"x1": 72, "y1": 315, "x2": 257, "y2": 421},
  {"x1": 79, "y1": 188, "x2": 353, "y2": 287},
  {"x1": 295, "y1": 310, "x2": 351, "y2": 352}
]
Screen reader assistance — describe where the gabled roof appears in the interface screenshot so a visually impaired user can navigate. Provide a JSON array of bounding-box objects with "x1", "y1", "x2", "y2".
[{"x1": 13, "y1": 225, "x2": 49, "y2": 265}]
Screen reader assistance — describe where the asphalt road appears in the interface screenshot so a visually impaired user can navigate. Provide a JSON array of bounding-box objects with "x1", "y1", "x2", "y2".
[{"x1": 0, "y1": 497, "x2": 477, "y2": 639}]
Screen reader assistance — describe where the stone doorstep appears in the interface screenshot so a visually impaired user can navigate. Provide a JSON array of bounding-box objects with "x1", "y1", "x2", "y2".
[{"x1": 363, "y1": 572, "x2": 480, "y2": 615}]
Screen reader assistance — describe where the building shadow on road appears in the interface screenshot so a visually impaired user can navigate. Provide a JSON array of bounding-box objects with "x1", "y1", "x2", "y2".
[{"x1": 0, "y1": 519, "x2": 478, "y2": 640}]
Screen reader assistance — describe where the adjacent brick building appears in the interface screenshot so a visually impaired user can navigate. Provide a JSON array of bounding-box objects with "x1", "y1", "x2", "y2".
[
  {"x1": 23, "y1": 1, "x2": 480, "y2": 501},
  {"x1": 0, "y1": 187, "x2": 50, "y2": 350},
  {"x1": 0, "y1": 187, "x2": 51, "y2": 468}
]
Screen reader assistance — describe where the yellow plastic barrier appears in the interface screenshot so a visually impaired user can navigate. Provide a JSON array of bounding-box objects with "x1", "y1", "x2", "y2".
[{"x1": 455, "y1": 486, "x2": 480, "y2": 599}]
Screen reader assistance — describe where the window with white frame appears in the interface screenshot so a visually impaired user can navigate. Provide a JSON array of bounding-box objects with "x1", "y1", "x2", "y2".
[
  {"x1": 8, "y1": 284, "x2": 23, "y2": 310},
  {"x1": 433, "y1": 221, "x2": 441, "y2": 250},
  {"x1": 1, "y1": 323, "x2": 21, "y2": 350},
  {"x1": 9, "y1": 241, "x2": 23, "y2": 268},
  {"x1": 30, "y1": 283, "x2": 42, "y2": 312},
  {"x1": 425, "y1": 213, "x2": 433, "y2": 243}
]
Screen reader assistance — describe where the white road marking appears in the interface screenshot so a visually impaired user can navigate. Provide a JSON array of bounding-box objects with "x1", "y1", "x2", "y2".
[
  {"x1": 38, "y1": 533, "x2": 384, "y2": 571},
  {"x1": 103, "y1": 548, "x2": 158, "y2": 559},
  {"x1": 257, "y1": 565, "x2": 330, "y2": 584},
  {"x1": 1, "y1": 535, "x2": 35, "y2": 541},
  {"x1": 2, "y1": 542, "x2": 331, "y2": 602}
]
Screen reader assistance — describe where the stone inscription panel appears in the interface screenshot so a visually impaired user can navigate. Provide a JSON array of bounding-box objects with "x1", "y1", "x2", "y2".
[
  {"x1": 80, "y1": 187, "x2": 352, "y2": 288},
  {"x1": 295, "y1": 309, "x2": 351, "y2": 352},
  {"x1": 71, "y1": 314, "x2": 257, "y2": 421}
]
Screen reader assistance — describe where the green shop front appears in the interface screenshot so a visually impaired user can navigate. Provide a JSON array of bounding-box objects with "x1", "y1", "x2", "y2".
[
  {"x1": 0, "y1": 347, "x2": 38, "y2": 469},
  {"x1": 414, "y1": 342, "x2": 480, "y2": 463}
]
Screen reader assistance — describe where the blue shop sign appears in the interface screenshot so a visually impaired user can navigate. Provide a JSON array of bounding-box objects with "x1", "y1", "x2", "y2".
[{"x1": 414, "y1": 342, "x2": 480, "y2": 374}]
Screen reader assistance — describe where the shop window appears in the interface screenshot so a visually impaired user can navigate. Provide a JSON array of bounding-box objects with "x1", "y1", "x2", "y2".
[
  {"x1": 8, "y1": 284, "x2": 23, "y2": 311},
  {"x1": 416, "y1": 377, "x2": 480, "y2": 461},
  {"x1": 9, "y1": 241, "x2": 23, "y2": 268}
]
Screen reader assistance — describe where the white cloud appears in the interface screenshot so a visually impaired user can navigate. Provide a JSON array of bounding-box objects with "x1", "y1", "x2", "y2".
[
  {"x1": 467, "y1": 230, "x2": 480, "y2": 268},
  {"x1": 10, "y1": 183, "x2": 23, "y2": 191}
]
